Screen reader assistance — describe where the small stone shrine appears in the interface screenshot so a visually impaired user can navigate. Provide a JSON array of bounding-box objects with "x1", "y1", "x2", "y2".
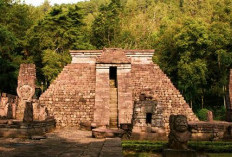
[
  {"x1": 16, "y1": 64, "x2": 36, "y2": 120},
  {"x1": 0, "y1": 64, "x2": 55, "y2": 138},
  {"x1": 39, "y1": 48, "x2": 198, "y2": 135}
]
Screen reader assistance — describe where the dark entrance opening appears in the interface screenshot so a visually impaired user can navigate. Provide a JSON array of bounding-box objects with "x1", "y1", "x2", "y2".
[
  {"x1": 146, "y1": 113, "x2": 152, "y2": 124},
  {"x1": 109, "y1": 67, "x2": 117, "y2": 88},
  {"x1": 109, "y1": 66, "x2": 118, "y2": 128}
]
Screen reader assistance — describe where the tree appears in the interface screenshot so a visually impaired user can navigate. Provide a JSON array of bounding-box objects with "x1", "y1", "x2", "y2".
[
  {"x1": 26, "y1": 4, "x2": 94, "y2": 85},
  {"x1": 91, "y1": 0, "x2": 121, "y2": 48},
  {"x1": 155, "y1": 18, "x2": 210, "y2": 109}
]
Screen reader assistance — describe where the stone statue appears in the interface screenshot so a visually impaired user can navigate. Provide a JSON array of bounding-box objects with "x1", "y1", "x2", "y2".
[{"x1": 168, "y1": 115, "x2": 191, "y2": 150}]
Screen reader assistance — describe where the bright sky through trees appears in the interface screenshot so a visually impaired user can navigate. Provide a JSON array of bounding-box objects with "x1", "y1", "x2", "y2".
[{"x1": 24, "y1": 0, "x2": 83, "y2": 6}]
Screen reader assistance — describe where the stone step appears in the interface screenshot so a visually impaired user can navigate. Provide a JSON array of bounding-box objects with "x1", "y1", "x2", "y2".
[
  {"x1": 110, "y1": 108, "x2": 117, "y2": 110},
  {"x1": 110, "y1": 99, "x2": 117, "y2": 101},
  {"x1": 110, "y1": 82, "x2": 118, "y2": 129},
  {"x1": 92, "y1": 128, "x2": 124, "y2": 138},
  {"x1": 110, "y1": 117, "x2": 117, "y2": 119},
  {"x1": 110, "y1": 105, "x2": 117, "y2": 107},
  {"x1": 110, "y1": 98, "x2": 117, "y2": 100},
  {"x1": 110, "y1": 102, "x2": 117, "y2": 104},
  {"x1": 110, "y1": 118, "x2": 117, "y2": 120},
  {"x1": 110, "y1": 92, "x2": 117, "y2": 95},
  {"x1": 110, "y1": 115, "x2": 117, "y2": 118},
  {"x1": 109, "y1": 108, "x2": 117, "y2": 110},
  {"x1": 110, "y1": 89, "x2": 117, "y2": 92},
  {"x1": 110, "y1": 120, "x2": 117, "y2": 123},
  {"x1": 110, "y1": 116, "x2": 117, "y2": 118}
]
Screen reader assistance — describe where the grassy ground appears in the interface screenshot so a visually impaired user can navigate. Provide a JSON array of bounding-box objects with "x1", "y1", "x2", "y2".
[
  {"x1": 123, "y1": 151, "x2": 232, "y2": 157},
  {"x1": 122, "y1": 140, "x2": 232, "y2": 153}
]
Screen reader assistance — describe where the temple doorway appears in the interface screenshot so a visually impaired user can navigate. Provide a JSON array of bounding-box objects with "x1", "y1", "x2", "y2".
[{"x1": 109, "y1": 67, "x2": 118, "y2": 128}]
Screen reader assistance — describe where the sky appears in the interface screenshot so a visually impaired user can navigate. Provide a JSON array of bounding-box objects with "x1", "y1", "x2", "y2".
[{"x1": 24, "y1": 0, "x2": 84, "y2": 6}]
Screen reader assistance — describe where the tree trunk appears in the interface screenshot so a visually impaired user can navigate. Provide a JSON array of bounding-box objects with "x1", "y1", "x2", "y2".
[
  {"x1": 201, "y1": 95, "x2": 204, "y2": 109},
  {"x1": 223, "y1": 85, "x2": 226, "y2": 108}
]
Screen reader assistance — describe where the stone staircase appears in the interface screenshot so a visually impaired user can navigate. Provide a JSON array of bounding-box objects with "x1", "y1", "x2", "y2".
[{"x1": 109, "y1": 80, "x2": 118, "y2": 128}]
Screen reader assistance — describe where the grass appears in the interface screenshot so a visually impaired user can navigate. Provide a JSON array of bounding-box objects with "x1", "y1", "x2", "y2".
[{"x1": 122, "y1": 140, "x2": 232, "y2": 153}]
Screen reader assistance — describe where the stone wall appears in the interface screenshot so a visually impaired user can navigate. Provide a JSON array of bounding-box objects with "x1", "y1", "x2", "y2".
[
  {"x1": 131, "y1": 64, "x2": 198, "y2": 131},
  {"x1": 39, "y1": 64, "x2": 96, "y2": 127},
  {"x1": 189, "y1": 121, "x2": 232, "y2": 141},
  {"x1": 0, "y1": 93, "x2": 18, "y2": 119},
  {"x1": 94, "y1": 64, "x2": 110, "y2": 126},
  {"x1": 133, "y1": 100, "x2": 159, "y2": 132},
  {"x1": 0, "y1": 119, "x2": 55, "y2": 138},
  {"x1": 117, "y1": 65, "x2": 133, "y2": 124}
]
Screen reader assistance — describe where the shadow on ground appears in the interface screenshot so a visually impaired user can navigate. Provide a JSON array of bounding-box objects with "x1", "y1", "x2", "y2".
[{"x1": 0, "y1": 128, "x2": 122, "y2": 157}]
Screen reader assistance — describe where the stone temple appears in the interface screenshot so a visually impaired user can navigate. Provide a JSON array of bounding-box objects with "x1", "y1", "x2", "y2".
[{"x1": 39, "y1": 48, "x2": 198, "y2": 134}]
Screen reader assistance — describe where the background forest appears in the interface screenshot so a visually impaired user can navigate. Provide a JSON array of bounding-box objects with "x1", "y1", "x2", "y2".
[{"x1": 0, "y1": 0, "x2": 232, "y2": 119}]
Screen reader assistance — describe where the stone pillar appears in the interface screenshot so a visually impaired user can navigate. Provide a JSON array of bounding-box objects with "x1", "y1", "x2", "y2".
[
  {"x1": 16, "y1": 64, "x2": 36, "y2": 120},
  {"x1": 117, "y1": 64, "x2": 133, "y2": 125},
  {"x1": 23, "y1": 102, "x2": 33, "y2": 122},
  {"x1": 94, "y1": 64, "x2": 110, "y2": 126},
  {"x1": 0, "y1": 93, "x2": 9, "y2": 117},
  {"x1": 207, "y1": 111, "x2": 213, "y2": 122}
]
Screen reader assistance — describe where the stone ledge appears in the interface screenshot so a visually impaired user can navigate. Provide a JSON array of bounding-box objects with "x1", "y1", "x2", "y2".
[
  {"x1": 189, "y1": 121, "x2": 232, "y2": 141},
  {"x1": 92, "y1": 128, "x2": 125, "y2": 139},
  {"x1": 0, "y1": 119, "x2": 56, "y2": 138}
]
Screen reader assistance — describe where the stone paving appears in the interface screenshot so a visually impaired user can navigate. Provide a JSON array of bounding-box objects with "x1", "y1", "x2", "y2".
[{"x1": 0, "y1": 128, "x2": 123, "y2": 157}]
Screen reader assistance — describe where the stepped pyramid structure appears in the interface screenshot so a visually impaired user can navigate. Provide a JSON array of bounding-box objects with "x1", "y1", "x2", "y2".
[{"x1": 39, "y1": 48, "x2": 198, "y2": 133}]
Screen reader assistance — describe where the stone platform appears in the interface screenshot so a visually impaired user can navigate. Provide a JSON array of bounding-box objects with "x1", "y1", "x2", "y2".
[
  {"x1": 92, "y1": 128, "x2": 125, "y2": 138},
  {"x1": 0, "y1": 119, "x2": 55, "y2": 138},
  {"x1": 189, "y1": 121, "x2": 232, "y2": 141},
  {"x1": 0, "y1": 128, "x2": 123, "y2": 157}
]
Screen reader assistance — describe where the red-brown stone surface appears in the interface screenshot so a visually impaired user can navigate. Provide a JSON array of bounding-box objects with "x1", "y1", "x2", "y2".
[
  {"x1": 0, "y1": 93, "x2": 17, "y2": 119},
  {"x1": 39, "y1": 64, "x2": 96, "y2": 127},
  {"x1": 131, "y1": 64, "x2": 198, "y2": 130},
  {"x1": 16, "y1": 64, "x2": 36, "y2": 120},
  {"x1": 39, "y1": 49, "x2": 198, "y2": 132},
  {"x1": 96, "y1": 48, "x2": 131, "y2": 64}
]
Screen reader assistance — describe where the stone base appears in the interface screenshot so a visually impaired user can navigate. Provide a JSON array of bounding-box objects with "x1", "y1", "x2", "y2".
[
  {"x1": 92, "y1": 128, "x2": 125, "y2": 139},
  {"x1": 189, "y1": 121, "x2": 232, "y2": 141},
  {"x1": 163, "y1": 149, "x2": 196, "y2": 157},
  {"x1": 128, "y1": 132, "x2": 167, "y2": 141},
  {"x1": 0, "y1": 118, "x2": 56, "y2": 138}
]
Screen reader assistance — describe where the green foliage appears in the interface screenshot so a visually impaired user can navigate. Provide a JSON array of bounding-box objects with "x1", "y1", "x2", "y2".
[
  {"x1": 0, "y1": 57, "x2": 18, "y2": 94},
  {"x1": 214, "y1": 106, "x2": 226, "y2": 121},
  {"x1": 0, "y1": 0, "x2": 232, "y2": 113},
  {"x1": 196, "y1": 108, "x2": 209, "y2": 121},
  {"x1": 155, "y1": 18, "x2": 210, "y2": 107},
  {"x1": 0, "y1": 0, "x2": 34, "y2": 93},
  {"x1": 91, "y1": 0, "x2": 121, "y2": 48},
  {"x1": 0, "y1": 25, "x2": 18, "y2": 57},
  {"x1": 41, "y1": 50, "x2": 71, "y2": 83},
  {"x1": 26, "y1": 4, "x2": 93, "y2": 85}
]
